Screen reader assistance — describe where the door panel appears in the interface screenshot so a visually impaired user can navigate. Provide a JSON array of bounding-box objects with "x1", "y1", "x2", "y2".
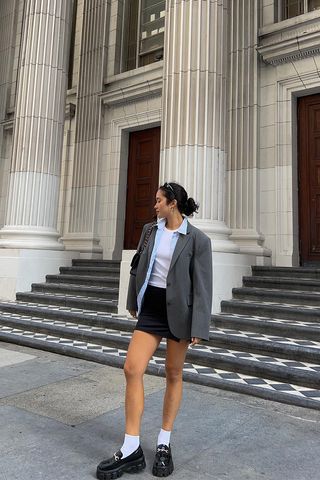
[
  {"x1": 298, "y1": 95, "x2": 320, "y2": 264},
  {"x1": 124, "y1": 127, "x2": 160, "y2": 249}
]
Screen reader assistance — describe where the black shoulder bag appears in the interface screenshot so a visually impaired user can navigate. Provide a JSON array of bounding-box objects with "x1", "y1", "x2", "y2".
[{"x1": 130, "y1": 222, "x2": 156, "y2": 276}]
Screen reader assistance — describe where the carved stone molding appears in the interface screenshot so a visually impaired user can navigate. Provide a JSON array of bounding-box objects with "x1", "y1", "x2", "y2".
[
  {"x1": 102, "y1": 64, "x2": 163, "y2": 106},
  {"x1": 258, "y1": 13, "x2": 320, "y2": 65},
  {"x1": 65, "y1": 103, "x2": 76, "y2": 120},
  {"x1": 2, "y1": 102, "x2": 76, "y2": 131},
  {"x1": 102, "y1": 78, "x2": 162, "y2": 106}
]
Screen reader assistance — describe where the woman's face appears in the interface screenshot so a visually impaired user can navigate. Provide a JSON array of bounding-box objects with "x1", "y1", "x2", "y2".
[{"x1": 154, "y1": 189, "x2": 174, "y2": 218}]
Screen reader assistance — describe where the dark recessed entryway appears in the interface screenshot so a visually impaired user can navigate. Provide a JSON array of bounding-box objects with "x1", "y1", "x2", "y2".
[
  {"x1": 124, "y1": 126, "x2": 160, "y2": 249},
  {"x1": 298, "y1": 94, "x2": 320, "y2": 265}
]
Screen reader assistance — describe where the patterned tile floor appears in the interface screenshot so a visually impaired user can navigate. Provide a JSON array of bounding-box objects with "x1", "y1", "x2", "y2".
[
  {"x1": 36, "y1": 283, "x2": 119, "y2": 291},
  {"x1": 2, "y1": 317, "x2": 319, "y2": 370},
  {"x1": 17, "y1": 292, "x2": 118, "y2": 303},
  {"x1": 0, "y1": 301, "x2": 320, "y2": 405},
  {"x1": 215, "y1": 312, "x2": 320, "y2": 328},
  {"x1": 0, "y1": 323, "x2": 319, "y2": 403},
  {"x1": 1, "y1": 310, "x2": 320, "y2": 350},
  {"x1": 212, "y1": 327, "x2": 320, "y2": 348}
]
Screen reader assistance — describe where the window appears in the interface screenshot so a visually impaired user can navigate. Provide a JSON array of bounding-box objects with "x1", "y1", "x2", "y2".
[
  {"x1": 282, "y1": 0, "x2": 320, "y2": 19},
  {"x1": 122, "y1": 0, "x2": 165, "y2": 72},
  {"x1": 68, "y1": 0, "x2": 78, "y2": 89}
]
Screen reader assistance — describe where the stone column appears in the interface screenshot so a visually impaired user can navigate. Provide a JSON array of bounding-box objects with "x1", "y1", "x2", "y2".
[
  {"x1": 0, "y1": 0, "x2": 18, "y2": 225},
  {"x1": 227, "y1": 0, "x2": 270, "y2": 257},
  {"x1": 62, "y1": 0, "x2": 109, "y2": 256},
  {"x1": 160, "y1": 0, "x2": 238, "y2": 252},
  {"x1": 0, "y1": 0, "x2": 72, "y2": 249}
]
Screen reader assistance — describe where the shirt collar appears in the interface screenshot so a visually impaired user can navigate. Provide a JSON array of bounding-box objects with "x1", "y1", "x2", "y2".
[{"x1": 157, "y1": 217, "x2": 188, "y2": 235}]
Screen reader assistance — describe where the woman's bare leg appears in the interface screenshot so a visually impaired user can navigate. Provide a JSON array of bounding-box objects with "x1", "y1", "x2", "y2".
[
  {"x1": 162, "y1": 339, "x2": 189, "y2": 431},
  {"x1": 124, "y1": 330, "x2": 161, "y2": 435}
]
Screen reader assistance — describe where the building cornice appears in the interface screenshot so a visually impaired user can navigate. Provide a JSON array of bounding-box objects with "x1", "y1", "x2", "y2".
[
  {"x1": 101, "y1": 63, "x2": 163, "y2": 106},
  {"x1": 258, "y1": 11, "x2": 320, "y2": 65}
]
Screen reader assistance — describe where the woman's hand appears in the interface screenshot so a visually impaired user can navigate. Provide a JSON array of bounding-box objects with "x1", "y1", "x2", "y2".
[
  {"x1": 190, "y1": 337, "x2": 201, "y2": 346},
  {"x1": 129, "y1": 310, "x2": 137, "y2": 318}
]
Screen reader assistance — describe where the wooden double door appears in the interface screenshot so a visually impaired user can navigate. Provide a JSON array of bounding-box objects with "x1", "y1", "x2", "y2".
[
  {"x1": 124, "y1": 127, "x2": 160, "y2": 250},
  {"x1": 298, "y1": 94, "x2": 320, "y2": 265}
]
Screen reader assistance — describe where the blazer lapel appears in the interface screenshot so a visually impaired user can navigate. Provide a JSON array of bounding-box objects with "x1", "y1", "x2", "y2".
[{"x1": 168, "y1": 231, "x2": 191, "y2": 272}]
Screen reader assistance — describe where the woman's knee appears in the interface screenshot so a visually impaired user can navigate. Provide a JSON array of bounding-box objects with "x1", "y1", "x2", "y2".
[
  {"x1": 124, "y1": 360, "x2": 144, "y2": 380},
  {"x1": 165, "y1": 364, "x2": 183, "y2": 382}
]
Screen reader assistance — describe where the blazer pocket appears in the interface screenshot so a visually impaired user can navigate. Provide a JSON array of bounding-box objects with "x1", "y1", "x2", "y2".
[{"x1": 187, "y1": 294, "x2": 193, "y2": 306}]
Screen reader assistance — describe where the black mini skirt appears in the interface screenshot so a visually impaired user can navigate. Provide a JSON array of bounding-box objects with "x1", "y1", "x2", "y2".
[{"x1": 135, "y1": 285, "x2": 180, "y2": 342}]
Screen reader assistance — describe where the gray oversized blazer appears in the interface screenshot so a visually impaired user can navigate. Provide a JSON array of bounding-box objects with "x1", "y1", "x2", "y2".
[{"x1": 126, "y1": 220, "x2": 213, "y2": 341}]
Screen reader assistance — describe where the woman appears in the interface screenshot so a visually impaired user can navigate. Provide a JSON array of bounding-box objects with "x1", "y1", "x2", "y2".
[{"x1": 97, "y1": 182, "x2": 212, "y2": 479}]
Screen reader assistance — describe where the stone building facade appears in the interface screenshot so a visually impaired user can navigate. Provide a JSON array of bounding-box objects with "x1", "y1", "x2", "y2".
[{"x1": 1, "y1": 0, "x2": 320, "y2": 312}]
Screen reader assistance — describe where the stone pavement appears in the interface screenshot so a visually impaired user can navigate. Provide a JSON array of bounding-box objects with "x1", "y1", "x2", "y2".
[{"x1": 0, "y1": 342, "x2": 319, "y2": 480}]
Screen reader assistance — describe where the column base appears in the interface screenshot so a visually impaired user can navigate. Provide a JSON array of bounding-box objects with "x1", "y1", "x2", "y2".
[
  {"x1": 62, "y1": 233, "x2": 103, "y2": 257},
  {"x1": 211, "y1": 250, "x2": 272, "y2": 313},
  {"x1": 191, "y1": 219, "x2": 240, "y2": 253},
  {"x1": 0, "y1": 226, "x2": 64, "y2": 250},
  {"x1": 230, "y1": 229, "x2": 272, "y2": 257},
  {"x1": 0, "y1": 248, "x2": 80, "y2": 300}
]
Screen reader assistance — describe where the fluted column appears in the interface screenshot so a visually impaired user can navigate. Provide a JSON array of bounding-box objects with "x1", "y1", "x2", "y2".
[
  {"x1": 160, "y1": 0, "x2": 238, "y2": 252},
  {"x1": 0, "y1": 0, "x2": 72, "y2": 249},
  {"x1": 227, "y1": 0, "x2": 270, "y2": 256},
  {"x1": 62, "y1": 0, "x2": 108, "y2": 255}
]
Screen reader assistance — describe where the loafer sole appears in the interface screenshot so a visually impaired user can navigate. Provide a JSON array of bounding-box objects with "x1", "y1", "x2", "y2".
[
  {"x1": 152, "y1": 458, "x2": 174, "y2": 477},
  {"x1": 97, "y1": 456, "x2": 146, "y2": 480}
]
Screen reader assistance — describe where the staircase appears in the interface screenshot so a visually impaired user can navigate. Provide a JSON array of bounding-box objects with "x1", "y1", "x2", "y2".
[{"x1": 0, "y1": 262, "x2": 320, "y2": 410}]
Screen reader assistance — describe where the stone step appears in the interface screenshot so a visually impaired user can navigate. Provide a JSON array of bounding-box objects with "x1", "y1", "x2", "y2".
[
  {"x1": 59, "y1": 266, "x2": 120, "y2": 277},
  {"x1": 0, "y1": 315, "x2": 319, "y2": 388},
  {"x1": 0, "y1": 322, "x2": 319, "y2": 410},
  {"x1": 15, "y1": 292, "x2": 118, "y2": 313},
  {"x1": 0, "y1": 301, "x2": 128, "y2": 325},
  {"x1": 209, "y1": 327, "x2": 320, "y2": 363},
  {"x1": 1, "y1": 299, "x2": 319, "y2": 349},
  {"x1": 252, "y1": 266, "x2": 320, "y2": 279},
  {"x1": 46, "y1": 274, "x2": 119, "y2": 287},
  {"x1": 31, "y1": 282, "x2": 119, "y2": 300},
  {"x1": 72, "y1": 259, "x2": 120, "y2": 268},
  {"x1": 243, "y1": 275, "x2": 320, "y2": 292},
  {"x1": 1, "y1": 310, "x2": 319, "y2": 364},
  {"x1": 213, "y1": 313, "x2": 320, "y2": 341},
  {"x1": 221, "y1": 299, "x2": 320, "y2": 323},
  {"x1": 232, "y1": 287, "x2": 320, "y2": 306}
]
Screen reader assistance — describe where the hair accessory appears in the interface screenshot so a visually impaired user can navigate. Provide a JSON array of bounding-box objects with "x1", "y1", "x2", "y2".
[{"x1": 165, "y1": 182, "x2": 175, "y2": 196}]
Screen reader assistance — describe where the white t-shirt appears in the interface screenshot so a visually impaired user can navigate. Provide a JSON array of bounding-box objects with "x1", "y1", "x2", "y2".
[{"x1": 148, "y1": 227, "x2": 178, "y2": 288}]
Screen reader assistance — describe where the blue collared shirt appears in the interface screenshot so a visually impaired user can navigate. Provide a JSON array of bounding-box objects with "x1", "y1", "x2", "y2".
[{"x1": 137, "y1": 217, "x2": 188, "y2": 314}]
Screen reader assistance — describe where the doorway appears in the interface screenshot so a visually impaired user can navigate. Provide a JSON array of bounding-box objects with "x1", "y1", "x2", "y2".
[
  {"x1": 298, "y1": 94, "x2": 320, "y2": 265},
  {"x1": 124, "y1": 126, "x2": 160, "y2": 249}
]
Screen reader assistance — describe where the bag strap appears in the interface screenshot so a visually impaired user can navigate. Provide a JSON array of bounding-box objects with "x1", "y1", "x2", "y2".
[{"x1": 138, "y1": 222, "x2": 156, "y2": 254}]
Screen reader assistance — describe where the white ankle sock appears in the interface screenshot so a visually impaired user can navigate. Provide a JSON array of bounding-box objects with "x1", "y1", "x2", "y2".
[
  {"x1": 157, "y1": 428, "x2": 171, "y2": 447},
  {"x1": 120, "y1": 434, "x2": 140, "y2": 458}
]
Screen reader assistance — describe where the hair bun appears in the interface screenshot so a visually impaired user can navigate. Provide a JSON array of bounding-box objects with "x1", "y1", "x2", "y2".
[{"x1": 184, "y1": 197, "x2": 199, "y2": 216}]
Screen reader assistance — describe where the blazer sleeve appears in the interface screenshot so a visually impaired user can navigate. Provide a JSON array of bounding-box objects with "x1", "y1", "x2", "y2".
[
  {"x1": 126, "y1": 223, "x2": 149, "y2": 312},
  {"x1": 191, "y1": 234, "x2": 213, "y2": 340}
]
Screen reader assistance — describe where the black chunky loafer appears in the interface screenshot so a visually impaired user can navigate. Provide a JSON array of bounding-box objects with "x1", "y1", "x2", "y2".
[
  {"x1": 96, "y1": 445, "x2": 146, "y2": 480},
  {"x1": 152, "y1": 444, "x2": 174, "y2": 477}
]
